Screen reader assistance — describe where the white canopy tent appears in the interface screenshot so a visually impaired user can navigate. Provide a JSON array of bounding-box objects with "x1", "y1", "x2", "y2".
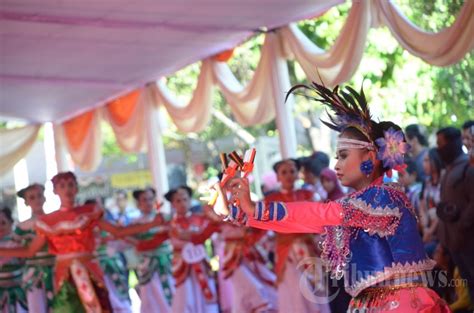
[
  {"x1": 0, "y1": 0, "x2": 340, "y2": 122},
  {"x1": 1, "y1": 0, "x2": 473, "y2": 200},
  {"x1": 0, "y1": 0, "x2": 341, "y2": 199}
]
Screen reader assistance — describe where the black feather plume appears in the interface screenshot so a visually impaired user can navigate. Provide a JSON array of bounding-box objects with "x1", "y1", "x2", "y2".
[{"x1": 286, "y1": 81, "x2": 373, "y2": 138}]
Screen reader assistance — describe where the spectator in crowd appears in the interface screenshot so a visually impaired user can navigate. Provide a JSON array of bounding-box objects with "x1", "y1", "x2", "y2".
[
  {"x1": 106, "y1": 189, "x2": 140, "y2": 226},
  {"x1": 419, "y1": 148, "x2": 444, "y2": 257},
  {"x1": 299, "y1": 151, "x2": 330, "y2": 201},
  {"x1": 399, "y1": 158, "x2": 423, "y2": 215},
  {"x1": 462, "y1": 120, "x2": 474, "y2": 150},
  {"x1": 260, "y1": 171, "x2": 279, "y2": 196},
  {"x1": 405, "y1": 124, "x2": 429, "y2": 182},
  {"x1": 319, "y1": 168, "x2": 345, "y2": 201},
  {"x1": 436, "y1": 127, "x2": 474, "y2": 302},
  {"x1": 462, "y1": 120, "x2": 474, "y2": 165}
]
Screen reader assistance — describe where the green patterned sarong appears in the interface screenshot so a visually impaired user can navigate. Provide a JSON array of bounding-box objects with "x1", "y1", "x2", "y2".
[
  {"x1": 136, "y1": 239, "x2": 173, "y2": 305},
  {"x1": 14, "y1": 226, "x2": 55, "y2": 307},
  {"x1": 0, "y1": 263, "x2": 27, "y2": 313}
]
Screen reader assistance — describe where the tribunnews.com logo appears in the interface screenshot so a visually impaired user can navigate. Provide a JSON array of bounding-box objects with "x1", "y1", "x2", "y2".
[{"x1": 296, "y1": 257, "x2": 468, "y2": 304}]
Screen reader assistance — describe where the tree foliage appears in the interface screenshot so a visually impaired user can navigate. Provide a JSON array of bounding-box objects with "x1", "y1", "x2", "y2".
[
  {"x1": 102, "y1": 0, "x2": 473, "y2": 159},
  {"x1": 294, "y1": 0, "x2": 472, "y2": 133}
]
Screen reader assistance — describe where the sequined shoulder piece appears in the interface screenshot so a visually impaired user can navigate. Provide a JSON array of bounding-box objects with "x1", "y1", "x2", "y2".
[
  {"x1": 384, "y1": 182, "x2": 405, "y2": 193},
  {"x1": 341, "y1": 185, "x2": 403, "y2": 237}
]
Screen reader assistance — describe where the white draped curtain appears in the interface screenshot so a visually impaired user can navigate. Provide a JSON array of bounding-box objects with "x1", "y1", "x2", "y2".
[
  {"x1": 0, "y1": 125, "x2": 41, "y2": 176},
  {"x1": 3, "y1": 0, "x2": 472, "y2": 172},
  {"x1": 157, "y1": 0, "x2": 473, "y2": 134},
  {"x1": 278, "y1": 1, "x2": 372, "y2": 87},
  {"x1": 375, "y1": 0, "x2": 474, "y2": 66},
  {"x1": 212, "y1": 33, "x2": 284, "y2": 126},
  {"x1": 154, "y1": 60, "x2": 214, "y2": 133},
  {"x1": 278, "y1": 0, "x2": 474, "y2": 86}
]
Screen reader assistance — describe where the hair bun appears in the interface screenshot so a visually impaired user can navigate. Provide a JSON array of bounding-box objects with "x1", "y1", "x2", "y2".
[
  {"x1": 132, "y1": 189, "x2": 144, "y2": 200},
  {"x1": 371, "y1": 120, "x2": 404, "y2": 143},
  {"x1": 378, "y1": 121, "x2": 402, "y2": 132}
]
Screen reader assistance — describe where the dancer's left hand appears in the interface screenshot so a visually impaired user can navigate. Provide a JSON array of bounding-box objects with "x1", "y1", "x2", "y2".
[{"x1": 226, "y1": 177, "x2": 255, "y2": 216}]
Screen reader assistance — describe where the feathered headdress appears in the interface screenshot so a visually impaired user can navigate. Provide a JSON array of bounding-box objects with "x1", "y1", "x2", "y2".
[
  {"x1": 287, "y1": 81, "x2": 373, "y2": 142},
  {"x1": 287, "y1": 81, "x2": 410, "y2": 176}
]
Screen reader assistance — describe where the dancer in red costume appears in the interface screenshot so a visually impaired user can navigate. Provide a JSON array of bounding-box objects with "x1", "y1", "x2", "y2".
[
  {"x1": 264, "y1": 159, "x2": 330, "y2": 313},
  {"x1": 132, "y1": 188, "x2": 174, "y2": 313},
  {"x1": 0, "y1": 172, "x2": 163, "y2": 313},
  {"x1": 136, "y1": 186, "x2": 220, "y2": 313},
  {"x1": 220, "y1": 223, "x2": 278, "y2": 313}
]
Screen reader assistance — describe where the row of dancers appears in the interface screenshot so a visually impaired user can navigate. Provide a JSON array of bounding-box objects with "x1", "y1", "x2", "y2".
[
  {"x1": 0, "y1": 160, "x2": 335, "y2": 313},
  {"x1": 1, "y1": 81, "x2": 453, "y2": 313}
]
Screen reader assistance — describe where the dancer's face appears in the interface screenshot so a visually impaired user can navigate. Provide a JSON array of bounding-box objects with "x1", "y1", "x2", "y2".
[
  {"x1": 53, "y1": 178, "x2": 78, "y2": 208},
  {"x1": 276, "y1": 161, "x2": 298, "y2": 190},
  {"x1": 172, "y1": 188, "x2": 191, "y2": 216},
  {"x1": 0, "y1": 212, "x2": 12, "y2": 238},
  {"x1": 138, "y1": 190, "x2": 155, "y2": 215},
  {"x1": 24, "y1": 186, "x2": 45, "y2": 216},
  {"x1": 334, "y1": 136, "x2": 376, "y2": 190}
]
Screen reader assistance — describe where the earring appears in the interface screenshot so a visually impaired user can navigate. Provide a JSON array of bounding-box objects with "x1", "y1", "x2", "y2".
[{"x1": 360, "y1": 159, "x2": 374, "y2": 177}]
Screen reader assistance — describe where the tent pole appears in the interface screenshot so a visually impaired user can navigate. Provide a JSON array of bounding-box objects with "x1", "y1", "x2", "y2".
[
  {"x1": 52, "y1": 123, "x2": 73, "y2": 173},
  {"x1": 273, "y1": 61, "x2": 297, "y2": 159},
  {"x1": 146, "y1": 103, "x2": 170, "y2": 213}
]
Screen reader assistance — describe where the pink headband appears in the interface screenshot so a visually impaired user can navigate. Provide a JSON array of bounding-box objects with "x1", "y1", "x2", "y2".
[{"x1": 337, "y1": 138, "x2": 375, "y2": 151}]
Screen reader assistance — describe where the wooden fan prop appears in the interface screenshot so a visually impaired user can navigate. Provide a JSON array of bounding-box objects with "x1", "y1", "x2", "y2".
[{"x1": 200, "y1": 148, "x2": 256, "y2": 216}]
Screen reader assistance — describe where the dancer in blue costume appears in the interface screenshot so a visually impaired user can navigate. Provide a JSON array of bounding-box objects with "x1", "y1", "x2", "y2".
[{"x1": 225, "y1": 82, "x2": 450, "y2": 312}]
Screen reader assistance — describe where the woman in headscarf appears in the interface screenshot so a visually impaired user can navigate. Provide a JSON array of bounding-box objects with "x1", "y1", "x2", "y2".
[{"x1": 319, "y1": 168, "x2": 345, "y2": 201}]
